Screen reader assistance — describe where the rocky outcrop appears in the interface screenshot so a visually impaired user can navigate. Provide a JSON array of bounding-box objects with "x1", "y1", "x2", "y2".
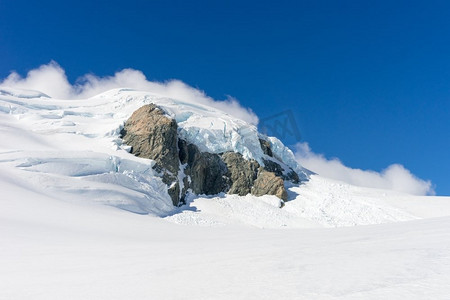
[
  {"x1": 252, "y1": 170, "x2": 288, "y2": 201},
  {"x1": 121, "y1": 104, "x2": 181, "y2": 205},
  {"x1": 222, "y1": 152, "x2": 259, "y2": 196},
  {"x1": 259, "y1": 139, "x2": 273, "y2": 157},
  {"x1": 259, "y1": 139, "x2": 299, "y2": 184},
  {"x1": 178, "y1": 140, "x2": 229, "y2": 196},
  {"x1": 122, "y1": 104, "x2": 301, "y2": 206},
  {"x1": 187, "y1": 148, "x2": 229, "y2": 195},
  {"x1": 263, "y1": 158, "x2": 300, "y2": 184},
  {"x1": 121, "y1": 104, "x2": 178, "y2": 173}
]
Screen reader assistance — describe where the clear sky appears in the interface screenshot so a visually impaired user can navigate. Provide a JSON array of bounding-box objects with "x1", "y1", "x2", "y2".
[{"x1": 1, "y1": 0, "x2": 449, "y2": 195}]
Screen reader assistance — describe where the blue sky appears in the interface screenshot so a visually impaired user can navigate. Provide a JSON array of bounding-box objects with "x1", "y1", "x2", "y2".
[{"x1": 1, "y1": 0, "x2": 449, "y2": 195}]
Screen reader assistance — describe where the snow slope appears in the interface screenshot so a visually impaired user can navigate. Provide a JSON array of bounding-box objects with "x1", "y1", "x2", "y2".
[
  {"x1": 2, "y1": 184, "x2": 450, "y2": 299},
  {"x1": 1, "y1": 87, "x2": 450, "y2": 299}
]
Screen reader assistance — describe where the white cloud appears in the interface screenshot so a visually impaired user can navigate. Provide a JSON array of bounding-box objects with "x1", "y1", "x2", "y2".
[
  {"x1": 295, "y1": 142, "x2": 435, "y2": 196},
  {"x1": 0, "y1": 61, "x2": 258, "y2": 124},
  {"x1": 1, "y1": 61, "x2": 72, "y2": 99}
]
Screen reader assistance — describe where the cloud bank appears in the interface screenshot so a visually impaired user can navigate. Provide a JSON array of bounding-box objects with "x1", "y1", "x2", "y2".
[
  {"x1": 295, "y1": 143, "x2": 434, "y2": 196},
  {"x1": 0, "y1": 61, "x2": 258, "y2": 124}
]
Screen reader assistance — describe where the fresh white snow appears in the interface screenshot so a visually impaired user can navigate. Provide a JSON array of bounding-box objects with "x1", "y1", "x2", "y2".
[
  {"x1": 1, "y1": 87, "x2": 450, "y2": 299},
  {"x1": 2, "y1": 188, "x2": 450, "y2": 299}
]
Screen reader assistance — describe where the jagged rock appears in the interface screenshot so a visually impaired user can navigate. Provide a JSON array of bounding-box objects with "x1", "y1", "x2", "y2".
[
  {"x1": 259, "y1": 139, "x2": 300, "y2": 184},
  {"x1": 121, "y1": 104, "x2": 179, "y2": 174},
  {"x1": 188, "y1": 148, "x2": 229, "y2": 195},
  {"x1": 222, "y1": 152, "x2": 259, "y2": 196},
  {"x1": 259, "y1": 139, "x2": 273, "y2": 157},
  {"x1": 178, "y1": 139, "x2": 189, "y2": 165},
  {"x1": 121, "y1": 104, "x2": 180, "y2": 205},
  {"x1": 179, "y1": 140, "x2": 229, "y2": 195},
  {"x1": 285, "y1": 169, "x2": 300, "y2": 184},
  {"x1": 167, "y1": 181, "x2": 180, "y2": 205},
  {"x1": 262, "y1": 158, "x2": 284, "y2": 177},
  {"x1": 262, "y1": 158, "x2": 300, "y2": 184},
  {"x1": 251, "y1": 170, "x2": 288, "y2": 201}
]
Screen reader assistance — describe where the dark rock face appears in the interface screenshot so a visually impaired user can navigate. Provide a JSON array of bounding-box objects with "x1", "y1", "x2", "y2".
[
  {"x1": 262, "y1": 159, "x2": 284, "y2": 177},
  {"x1": 222, "y1": 152, "x2": 259, "y2": 196},
  {"x1": 122, "y1": 104, "x2": 302, "y2": 206},
  {"x1": 188, "y1": 149, "x2": 229, "y2": 195},
  {"x1": 259, "y1": 139, "x2": 273, "y2": 157},
  {"x1": 285, "y1": 169, "x2": 300, "y2": 184},
  {"x1": 179, "y1": 140, "x2": 229, "y2": 195},
  {"x1": 178, "y1": 139, "x2": 189, "y2": 165},
  {"x1": 180, "y1": 141, "x2": 289, "y2": 200},
  {"x1": 262, "y1": 158, "x2": 300, "y2": 184}
]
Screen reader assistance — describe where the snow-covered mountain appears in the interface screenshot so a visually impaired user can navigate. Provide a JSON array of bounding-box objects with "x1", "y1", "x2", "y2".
[
  {"x1": 2, "y1": 86, "x2": 446, "y2": 227},
  {"x1": 1, "y1": 87, "x2": 450, "y2": 299}
]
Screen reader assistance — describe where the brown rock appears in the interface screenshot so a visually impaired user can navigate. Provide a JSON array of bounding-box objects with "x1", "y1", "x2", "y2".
[
  {"x1": 251, "y1": 170, "x2": 288, "y2": 201},
  {"x1": 121, "y1": 104, "x2": 180, "y2": 205}
]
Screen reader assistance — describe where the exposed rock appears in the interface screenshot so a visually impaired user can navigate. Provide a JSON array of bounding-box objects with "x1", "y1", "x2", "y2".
[
  {"x1": 122, "y1": 105, "x2": 301, "y2": 206},
  {"x1": 121, "y1": 104, "x2": 179, "y2": 174},
  {"x1": 178, "y1": 139, "x2": 189, "y2": 165},
  {"x1": 121, "y1": 104, "x2": 180, "y2": 205},
  {"x1": 259, "y1": 139, "x2": 273, "y2": 157},
  {"x1": 260, "y1": 139, "x2": 300, "y2": 184},
  {"x1": 251, "y1": 170, "x2": 288, "y2": 201},
  {"x1": 262, "y1": 158, "x2": 284, "y2": 177},
  {"x1": 167, "y1": 181, "x2": 180, "y2": 205},
  {"x1": 262, "y1": 158, "x2": 300, "y2": 184},
  {"x1": 187, "y1": 146, "x2": 229, "y2": 195},
  {"x1": 285, "y1": 169, "x2": 300, "y2": 184},
  {"x1": 221, "y1": 152, "x2": 259, "y2": 196},
  {"x1": 179, "y1": 140, "x2": 230, "y2": 195}
]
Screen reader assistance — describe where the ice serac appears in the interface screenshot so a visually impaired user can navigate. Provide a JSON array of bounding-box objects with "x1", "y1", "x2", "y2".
[{"x1": 121, "y1": 104, "x2": 302, "y2": 205}]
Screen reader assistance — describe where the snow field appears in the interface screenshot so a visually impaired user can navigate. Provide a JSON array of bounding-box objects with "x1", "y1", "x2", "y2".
[{"x1": 2, "y1": 190, "x2": 450, "y2": 299}]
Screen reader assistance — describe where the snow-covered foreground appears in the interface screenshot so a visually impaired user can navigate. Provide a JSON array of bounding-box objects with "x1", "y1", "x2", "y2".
[
  {"x1": 1, "y1": 87, "x2": 450, "y2": 298},
  {"x1": 2, "y1": 190, "x2": 450, "y2": 299}
]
